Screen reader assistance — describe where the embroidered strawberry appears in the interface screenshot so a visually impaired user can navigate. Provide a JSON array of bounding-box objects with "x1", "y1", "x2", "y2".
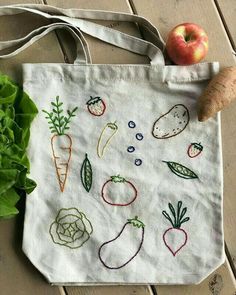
[
  {"x1": 187, "y1": 142, "x2": 203, "y2": 158},
  {"x1": 86, "y1": 96, "x2": 106, "y2": 116},
  {"x1": 101, "y1": 175, "x2": 137, "y2": 206}
]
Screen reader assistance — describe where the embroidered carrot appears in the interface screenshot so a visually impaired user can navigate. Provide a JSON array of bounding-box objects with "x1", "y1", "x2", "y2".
[
  {"x1": 162, "y1": 201, "x2": 190, "y2": 256},
  {"x1": 98, "y1": 216, "x2": 145, "y2": 269},
  {"x1": 42, "y1": 96, "x2": 78, "y2": 192},
  {"x1": 97, "y1": 121, "x2": 118, "y2": 158},
  {"x1": 101, "y1": 175, "x2": 137, "y2": 206}
]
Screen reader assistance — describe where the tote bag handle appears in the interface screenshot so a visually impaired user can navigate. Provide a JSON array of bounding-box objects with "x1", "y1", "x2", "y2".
[{"x1": 0, "y1": 4, "x2": 166, "y2": 65}]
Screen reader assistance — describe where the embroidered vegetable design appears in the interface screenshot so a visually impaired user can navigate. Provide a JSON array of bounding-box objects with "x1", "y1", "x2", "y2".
[
  {"x1": 163, "y1": 161, "x2": 198, "y2": 179},
  {"x1": 187, "y1": 142, "x2": 203, "y2": 158},
  {"x1": 86, "y1": 96, "x2": 106, "y2": 116},
  {"x1": 127, "y1": 146, "x2": 135, "y2": 153},
  {"x1": 98, "y1": 216, "x2": 145, "y2": 269},
  {"x1": 135, "y1": 159, "x2": 142, "y2": 166},
  {"x1": 80, "y1": 153, "x2": 92, "y2": 192},
  {"x1": 101, "y1": 175, "x2": 137, "y2": 206},
  {"x1": 49, "y1": 207, "x2": 93, "y2": 249},
  {"x1": 42, "y1": 96, "x2": 78, "y2": 192},
  {"x1": 135, "y1": 133, "x2": 143, "y2": 141},
  {"x1": 152, "y1": 104, "x2": 190, "y2": 139},
  {"x1": 128, "y1": 121, "x2": 136, "y2": 128},
  {"x1": 162, "y1": 201, "x2": 190, "y2": 256},
  {"x1": 97, "y1": 121, "x2": 118, "y2": 158}
]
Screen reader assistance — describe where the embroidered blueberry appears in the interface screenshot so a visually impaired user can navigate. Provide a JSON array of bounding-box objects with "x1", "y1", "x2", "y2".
[
  {"x1": 135, "y1": 159, "x2": 142, "y2": 166},
  {"x1": 128, "y1": 121, "x2": 136, "y2": 128},
  {"x1": 127, "y1": 146, "x2": 135, "y2": 153},
  {"x1": 135, "y1": 133, "x2": 143, "y2": 141}
]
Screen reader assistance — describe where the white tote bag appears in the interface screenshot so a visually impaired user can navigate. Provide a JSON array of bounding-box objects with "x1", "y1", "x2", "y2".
[{"x1": 0, "y1": 4, "x2": 224, "y2": 285}]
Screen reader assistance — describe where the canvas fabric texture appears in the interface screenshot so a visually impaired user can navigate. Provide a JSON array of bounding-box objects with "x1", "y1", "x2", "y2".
[{"x1": 0, "y1": 4, "x2": 224, "y2": 285}]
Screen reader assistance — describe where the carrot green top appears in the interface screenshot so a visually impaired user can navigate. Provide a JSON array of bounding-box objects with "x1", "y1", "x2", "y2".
[
  {"x1": 127, "y1": 216, "x2": 145, "y2": 228},
  {"x1": 42, "y1": 96, "x2": 78, "y2": 135},
  {"x1": 162, "y1": 201, "x2": 190, "y2": 228}
]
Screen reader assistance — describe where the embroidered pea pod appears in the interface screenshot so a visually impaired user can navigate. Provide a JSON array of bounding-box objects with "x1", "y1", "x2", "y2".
[
  {"x1": 97, "y1": 121, "x2": 118, "y2": 158},
  {"x1": 80, "y1": 153, "x2": 93, "y2": 192},
  {"x1": 163, "y1": 161, "x2": 198, "y2": 179}
]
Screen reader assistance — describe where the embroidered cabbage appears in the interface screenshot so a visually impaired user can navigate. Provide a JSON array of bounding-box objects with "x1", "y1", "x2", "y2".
[
  {"x1": 0, "y1": 74, "x2": 38, "y2": 219},
  {"x1": 49, "y1": 208, "x2": 93, "y2": 249}
]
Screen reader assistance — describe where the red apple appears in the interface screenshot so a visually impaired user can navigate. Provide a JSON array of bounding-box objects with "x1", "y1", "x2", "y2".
[{"x1": 166, "y1": 23, "x2": 209, "y2": 65}]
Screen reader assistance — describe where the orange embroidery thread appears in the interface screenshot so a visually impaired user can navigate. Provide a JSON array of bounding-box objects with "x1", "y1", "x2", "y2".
[{"x1": 51, "y1": 134, "x2": 72, "y2": 192}]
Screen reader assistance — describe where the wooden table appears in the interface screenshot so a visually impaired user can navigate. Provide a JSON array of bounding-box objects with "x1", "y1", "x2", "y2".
[{"x1": 0, "y1": 1, "x2": 236, "y2": 294}]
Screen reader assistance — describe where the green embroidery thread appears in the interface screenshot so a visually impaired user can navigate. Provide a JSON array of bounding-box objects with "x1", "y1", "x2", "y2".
[
  {"x1": 42, "y1": 96, "x2": 78, "y2": 135},
  {"x1": 80, "y1": 153, "x2": 93, "y2": 192},
  {"x1": 42, "y1": 96, "x2": 78, "y2": 192},
  {"x1": 49, "y1": 207, "x2": 93, "y2": 249},
  {"x1": 97, "y1": 121, "x2": 118, "y2": 158},
  {"x1": 163, "y1": 161, "x2": 198, "y2": 179},
  {"x1": 162, "y1": 201, "x2": 190, "y2": 256}
]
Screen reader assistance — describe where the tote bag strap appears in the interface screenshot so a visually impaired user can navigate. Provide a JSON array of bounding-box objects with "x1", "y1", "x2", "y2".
[
  {"x1": 0, "y1": 4, "x2": 165, "y2": 65},
  {"x1": 0, "y1": 22, "x2": 91, "y2": 64}
]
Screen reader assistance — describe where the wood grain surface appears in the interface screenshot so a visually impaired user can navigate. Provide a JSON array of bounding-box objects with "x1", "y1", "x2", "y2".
[
  {"x1": 0, "y1": 0, "x2": 235, "y2": 294},
  {"x1": 216, "y1": 0, "x2": 236, "y2": 51}
]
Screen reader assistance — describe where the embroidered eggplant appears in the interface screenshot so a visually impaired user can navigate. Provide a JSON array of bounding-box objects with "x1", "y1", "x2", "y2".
[
  {"x1": 101, "y1": 175, "x2": 137, "y2": 206},
  {"x1": 98, "y1": 216, "x2": 145, "y2": 269}
]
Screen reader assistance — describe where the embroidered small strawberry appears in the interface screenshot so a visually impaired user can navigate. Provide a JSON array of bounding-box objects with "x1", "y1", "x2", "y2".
[
  {"x1": 101, "y1": 175, "x2": 137, "y2": 206},
  {"x1": 86, "y1": 96, "x2": 106, "y2": 116},
  {"x1": 187, "y1": 142, "x2": 203, "y2": 158}
]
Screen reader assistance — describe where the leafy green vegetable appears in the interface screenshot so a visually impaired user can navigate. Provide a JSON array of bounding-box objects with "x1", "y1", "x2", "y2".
[{"x1": 0, "y1": 73, "x2": 38, "y2": 219}]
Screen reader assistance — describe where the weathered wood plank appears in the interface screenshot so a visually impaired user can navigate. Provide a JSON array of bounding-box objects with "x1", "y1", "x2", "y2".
[
  {"x1": 131, "y1": 0, "x2": 235, "y2": 67},
  {"x1": 0, "y1": 0, "x2": 65, "y2": 82},
  {"x1": 0, "y1": 1, "x2": 65, "y2": 294},
  {"x1": 216, "y1": 0, "x2": 236, "y2": 51},
  {"x1": 157, "y1": 259, "x2": 236, "y2": 295},
  {"x1": 64, "y1": 286, "x2": 153, "y2": 295},
  {"x1": 45, "y1": 0, "x2": 149, "y2": 64}
]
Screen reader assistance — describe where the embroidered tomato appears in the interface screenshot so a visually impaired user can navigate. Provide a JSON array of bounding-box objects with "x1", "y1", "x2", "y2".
[
  {"x1": 101, "y1": 175, "x2": 137, "y2": 206},
  {"x1": 187, "y1": 142, "x2": 203, "y2": 158},
  {"x1": 86, "y1": 96, "x2": 106, "y2": 116}
]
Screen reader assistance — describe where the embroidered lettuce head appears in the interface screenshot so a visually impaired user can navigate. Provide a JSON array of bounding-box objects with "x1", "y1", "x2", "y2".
[{"x1": 49, "y1": 208, "x2": 93, "y2": 249}]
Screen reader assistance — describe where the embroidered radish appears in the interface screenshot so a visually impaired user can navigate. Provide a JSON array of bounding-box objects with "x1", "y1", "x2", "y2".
[
  {"x1": 86, "y1": 96, "x2": 106, "y2": 116},
  {"x1": 42, "y1": 96, "x2": 78, "y2": 192},
  {"x1": 101, "y1": 175, "x2": 137, "y2": 206},
  {"x1": 98, "y1": 216, "x2": 145, "y2": 269},
  {"x1": 187, "y1": 142, "x2": 203, "y2": 158},
  {"x1": 97, "y1": 122, "x2": 118, "y2": 158},
  {"x1": 162, "y1": 201, "x2": 190, "y2": 256}
]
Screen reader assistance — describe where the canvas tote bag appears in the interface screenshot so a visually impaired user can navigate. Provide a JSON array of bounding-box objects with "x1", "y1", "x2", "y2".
[{"x1": 0, "y1": 4, "x2": 224, "y2": 285}]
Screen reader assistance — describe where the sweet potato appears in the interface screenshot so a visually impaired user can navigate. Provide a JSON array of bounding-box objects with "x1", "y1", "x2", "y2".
[{"x1": 197, "y1": 66, "x2": 236, "y2": 121}]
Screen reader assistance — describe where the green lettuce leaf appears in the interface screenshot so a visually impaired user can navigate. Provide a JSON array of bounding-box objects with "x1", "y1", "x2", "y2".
[{"x1": 0, "y1": 74, "x2": 38, "y2": 219}]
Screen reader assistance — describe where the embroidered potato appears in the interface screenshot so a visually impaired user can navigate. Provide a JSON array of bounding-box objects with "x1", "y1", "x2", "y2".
[{"x1": 152, "y1": 104, "x2": 190, "y2": 139}]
